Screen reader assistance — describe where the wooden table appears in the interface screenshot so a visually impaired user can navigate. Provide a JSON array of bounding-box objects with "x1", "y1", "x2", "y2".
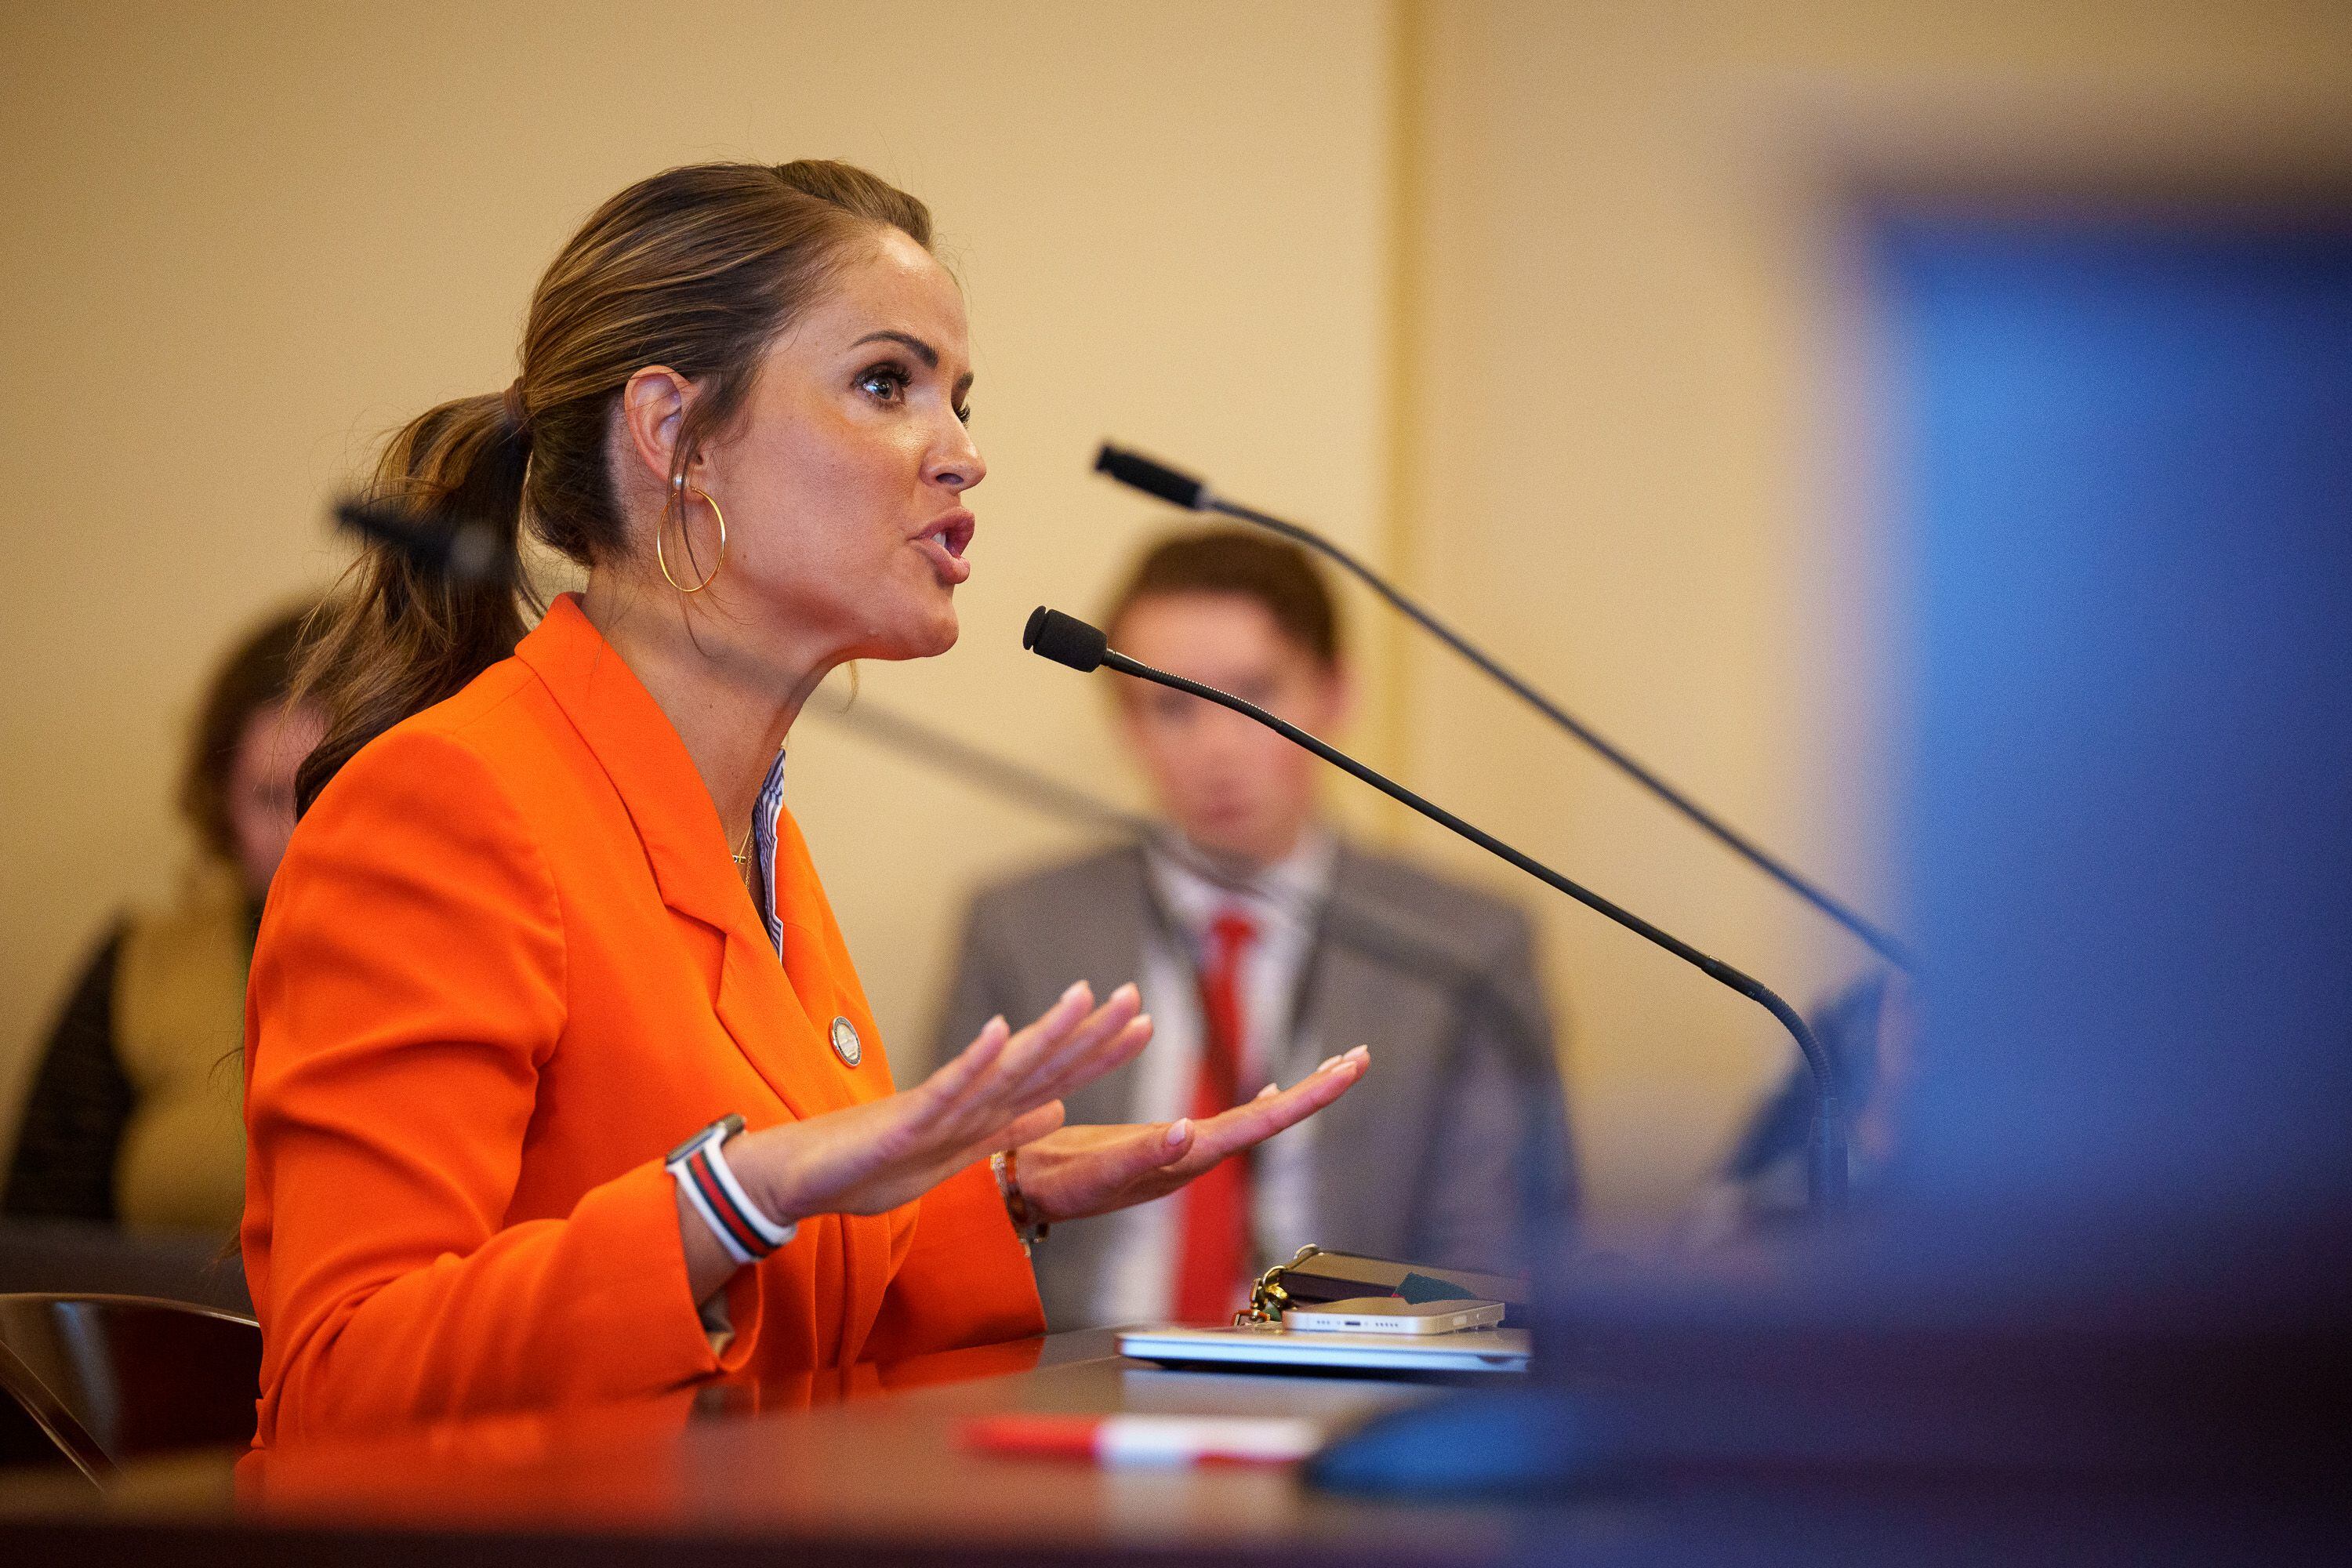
[
  {"x1": 0, "y1": 1330, "x2": 1569, "y2": 1566},
  {"x1": 2, "y1": 1329, "x2": 2330, "y2": 1566}
]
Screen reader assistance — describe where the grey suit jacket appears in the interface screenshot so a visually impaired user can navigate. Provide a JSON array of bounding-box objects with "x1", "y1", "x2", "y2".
[{"x1": 934, "y1": 839, "x2": 1576, "y2": 1330}]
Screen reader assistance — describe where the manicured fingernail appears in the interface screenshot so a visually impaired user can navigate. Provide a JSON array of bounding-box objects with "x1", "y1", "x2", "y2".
[
  {"x1": 1257, "y1": 1081, "x2": 1278, "y2": 1100},
  {"x1": 1113, "y1": 982, "x2": 1138, "y2": 1003},
  {"x1": 984, "y1": 1015, "x2": 1008, "y2": 1042},
  {"x1": 1316, "y1": 1054, "x2": 1341, "y2": 1073},
  {"x1": 1345, "y1": 1044, "x2": 1370, "y2": 1062},
  {"x1": 1166, "y1": 1119, "x2": 1190, "y2": 1146}
]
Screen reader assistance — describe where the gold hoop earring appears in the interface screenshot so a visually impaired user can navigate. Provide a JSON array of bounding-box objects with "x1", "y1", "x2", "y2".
[{"x1": 657, "y1": 477, "x2": 727, "y2": 594}]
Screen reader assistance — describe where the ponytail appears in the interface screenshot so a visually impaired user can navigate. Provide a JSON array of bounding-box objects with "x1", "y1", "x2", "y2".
[
  {"x1": 291, "y1": 158, "x2": 935, "y2": 815},
  {"x1": 292, "y1": 394, "x2": 533, "y2": 813}
]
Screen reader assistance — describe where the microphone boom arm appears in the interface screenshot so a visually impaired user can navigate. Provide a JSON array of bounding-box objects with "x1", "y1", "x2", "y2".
[
  {"x1": 1094, "y1": 442, "x2": 1911, "y2": 972},
  {"x1": 1083, "y1": 636, "x2": 1849, "y2": 1212}
]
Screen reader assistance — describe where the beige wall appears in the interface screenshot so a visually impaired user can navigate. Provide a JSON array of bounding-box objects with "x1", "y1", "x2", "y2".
[{"x1": 5, "y1": 1, "x2": 2347, "y2": 1239}]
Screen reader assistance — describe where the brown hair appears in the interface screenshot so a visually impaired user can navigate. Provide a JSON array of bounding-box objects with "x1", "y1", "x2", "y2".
[
  {"x1": 1104, "y1": 527, "x2": 1343, "y2": 666},
  {"x1": 180, "y1": 602, "x2": 320, "y2": 863},
  {"x1": 293, "y1": 161, "x2": 934, "y2": 811}
]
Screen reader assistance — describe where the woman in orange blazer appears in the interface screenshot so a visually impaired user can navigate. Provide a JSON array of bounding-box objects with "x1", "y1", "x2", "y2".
[{"x1": 243, "y1": 161, "x2": 1367, "y2": 1443}]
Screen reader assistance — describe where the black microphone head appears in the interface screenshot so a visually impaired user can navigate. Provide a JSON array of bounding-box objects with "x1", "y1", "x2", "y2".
[
  {"x1": 1023, "y1": 607, "x2": 1109, "y2": 673},
  {"x1": 1094, "y1": 443, "x2": 1207, "y2": 510},
  {"x1": 332, "y1": 495, "x2": 514, "y2": 586}
]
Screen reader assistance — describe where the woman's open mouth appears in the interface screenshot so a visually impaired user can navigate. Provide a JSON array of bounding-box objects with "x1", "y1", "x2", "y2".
[{"x1": 913, "y1": 511, "x2": 975, "y2": 584}]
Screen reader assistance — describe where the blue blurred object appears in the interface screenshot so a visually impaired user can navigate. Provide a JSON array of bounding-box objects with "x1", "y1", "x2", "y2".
[
  {"x1": 1888, "y1": 213, "x2": 2352, "y2": 1234},
  {"x1": 1313, "y1": 209, "x2": 2352, "y2": 1498}
]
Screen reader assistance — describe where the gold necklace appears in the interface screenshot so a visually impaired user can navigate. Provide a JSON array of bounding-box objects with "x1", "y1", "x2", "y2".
[{"x1": 731, "y1": 746, "x2": 785, "y2": 873}]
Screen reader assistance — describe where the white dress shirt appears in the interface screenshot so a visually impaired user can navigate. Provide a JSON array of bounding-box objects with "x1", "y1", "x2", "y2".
[{"x1": 1093, "y1": 829, "x2": 1338, "y2": 1326}]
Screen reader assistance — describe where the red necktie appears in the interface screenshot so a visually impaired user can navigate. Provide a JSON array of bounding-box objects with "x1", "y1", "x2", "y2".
[{"x1": 1174, "y1": 907, "x2": 1259, "y2": 1323}]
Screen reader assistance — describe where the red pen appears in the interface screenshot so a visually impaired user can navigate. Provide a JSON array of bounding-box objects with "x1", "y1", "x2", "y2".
[{"x1": 959, "y1": 1413, "x2": 1323, "y2": 1467}]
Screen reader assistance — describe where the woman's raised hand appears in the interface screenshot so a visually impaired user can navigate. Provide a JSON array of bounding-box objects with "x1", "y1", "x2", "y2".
[
  {"x1": 1006, "y1": 1046, "x2": 1370, "y2": 1225},
  {"x1": 727, "y1": 982, "x2": 1151, "y2": 1233}
]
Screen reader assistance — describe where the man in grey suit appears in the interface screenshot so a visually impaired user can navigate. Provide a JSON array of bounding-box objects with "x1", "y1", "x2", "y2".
[{"x1": 936, "y1": 529, "x2": 1574, "y2": 1330}]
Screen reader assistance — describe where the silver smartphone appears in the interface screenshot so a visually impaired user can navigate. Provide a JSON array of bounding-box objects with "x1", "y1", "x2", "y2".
[{"x1": 1279, "y1": 1296, "x2": 1507, "y2": 1336}]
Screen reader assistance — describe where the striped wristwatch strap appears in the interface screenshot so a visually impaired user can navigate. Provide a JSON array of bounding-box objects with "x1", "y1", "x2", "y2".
[{"x1": 666, "y1": 1115, "x2": 797, "y2": 1266}]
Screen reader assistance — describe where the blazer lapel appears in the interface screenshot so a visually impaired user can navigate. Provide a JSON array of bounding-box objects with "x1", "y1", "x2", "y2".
[
  {"x1": 514, "y1": 596, "x2": 837, "y2": 1123},
  {"x1": 1296, "y1": 847, "x2": 1450, "y2": 1248}
]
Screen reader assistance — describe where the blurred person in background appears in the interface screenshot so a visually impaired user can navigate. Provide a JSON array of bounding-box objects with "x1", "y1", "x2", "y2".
[
  {"x1": 4, "y1": 603, "x2": 323, "y2": 1234},
  {"x1": 938, "y1": 529, "x2": 1574, "y2": 1329}
]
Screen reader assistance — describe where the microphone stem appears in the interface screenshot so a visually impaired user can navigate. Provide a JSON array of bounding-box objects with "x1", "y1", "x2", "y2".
[
  {"x1": 1102, "y1": 647, "x2": 1849, "y2": 1213},
  {"x1": 1204, "y1": 495, "x2": 1911, "y2": 974}
]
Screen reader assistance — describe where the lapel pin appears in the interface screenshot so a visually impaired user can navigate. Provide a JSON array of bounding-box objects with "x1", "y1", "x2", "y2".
[{"x1": 829, "y1": 1014, "x2": 863, "y2": 1069}]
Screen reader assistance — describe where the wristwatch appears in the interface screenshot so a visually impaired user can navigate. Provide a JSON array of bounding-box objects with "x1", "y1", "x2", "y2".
[{"x1": 666, "y1": 1114, "x2": 797, "y2": 1265}]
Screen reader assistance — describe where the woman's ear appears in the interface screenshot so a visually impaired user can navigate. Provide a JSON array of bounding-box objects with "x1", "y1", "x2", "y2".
[{"x1": 619, "y1": 366, "x2": 694, "y2": 491}]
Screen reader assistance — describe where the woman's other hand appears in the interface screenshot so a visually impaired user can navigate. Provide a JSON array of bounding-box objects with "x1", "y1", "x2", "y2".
[
  {"x1": 1009, "y1": 1045, "x2": 1370, "y2": 1225},
  {"x1": 677, "y1": 982, "x2": 1152, "y2": 1298}
]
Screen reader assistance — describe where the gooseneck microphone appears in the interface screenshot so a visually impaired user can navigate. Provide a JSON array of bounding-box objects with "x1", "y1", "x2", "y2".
[
  {"x1": 1093, "y1": 442, "x2": 1911, "y2": 972},
  {"x1": 1023, "y1": 606, "x2": 1847, "y2": 1212}
]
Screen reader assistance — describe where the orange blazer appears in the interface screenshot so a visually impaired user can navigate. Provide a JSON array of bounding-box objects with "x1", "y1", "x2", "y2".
[{"x1": 241, "y1": 594, "x2": 1041, "y2": 1443}]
